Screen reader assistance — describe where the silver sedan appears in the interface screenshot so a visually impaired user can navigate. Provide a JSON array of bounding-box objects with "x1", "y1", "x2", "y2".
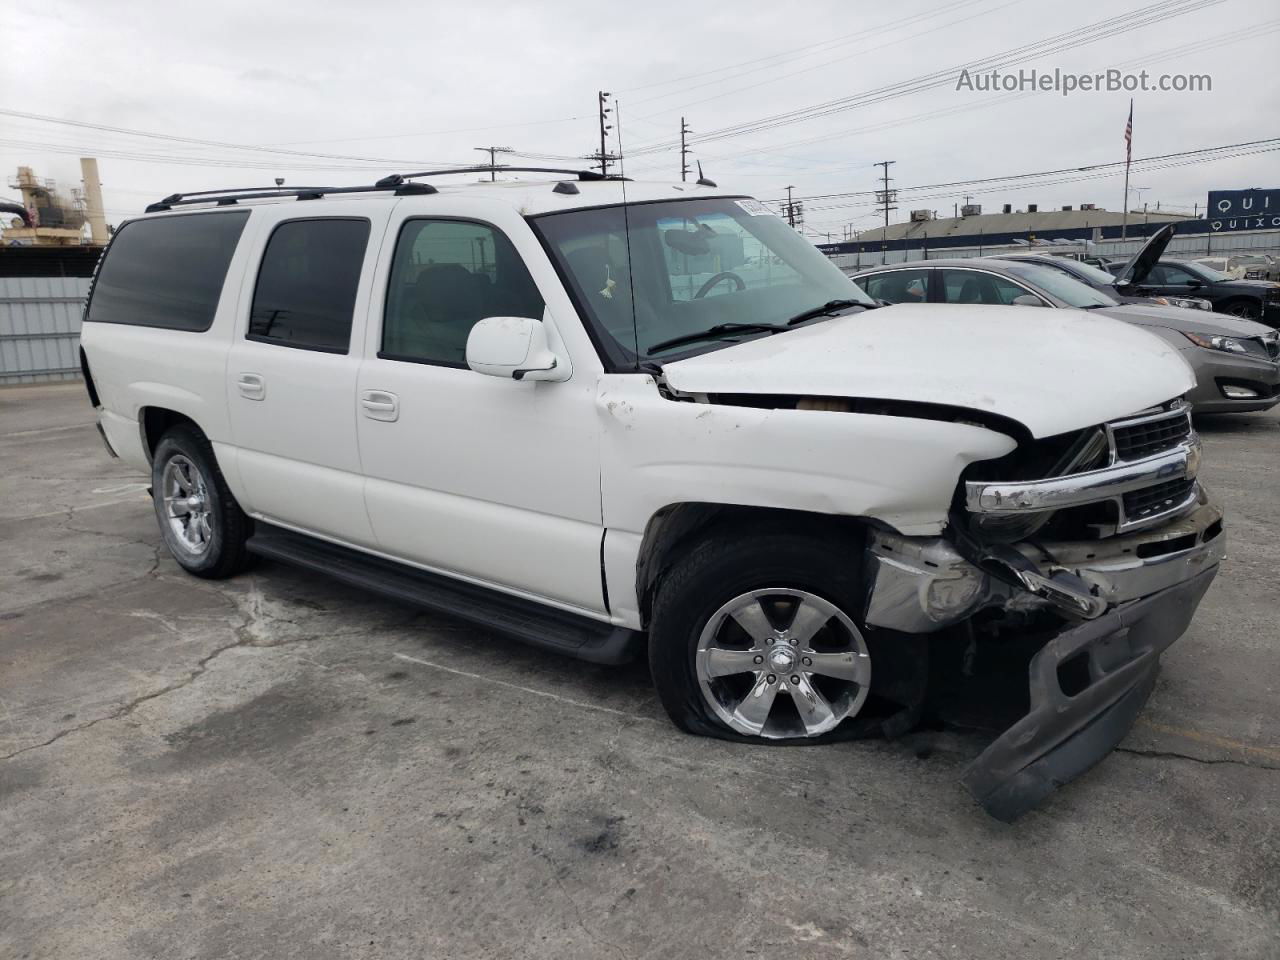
[{"x1": 849, "y1": 258, "x2": 1280, "y2": 415}]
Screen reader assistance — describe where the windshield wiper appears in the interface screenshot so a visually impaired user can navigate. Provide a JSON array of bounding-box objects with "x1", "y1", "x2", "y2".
[
  {"x1": 647, "y1": 322, "x2": 789, "y2": 355},
  {"x1": 784, "y1": 298, "x2": 870, "y2": 326}
]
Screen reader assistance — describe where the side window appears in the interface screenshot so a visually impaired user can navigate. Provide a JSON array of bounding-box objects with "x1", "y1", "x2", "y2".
[
  {"x1": 859, "y1": 269, "x2": 931, "y2": 304},
  {"x1": 381, "y1": 219, "x2": 544, "y2": 367},
  {"x1": 939, "y1": 269, "x2": 1033, "y2": 305},
  {"x1": 85, "y1": 211, "x2": 249, "y2": 331},
  {"x1": 1158, "y1": 264, "x2": 1198, "y2": 285},
  {"x1": 248, "y1": 218, "x2": 370, "y2": 353}
]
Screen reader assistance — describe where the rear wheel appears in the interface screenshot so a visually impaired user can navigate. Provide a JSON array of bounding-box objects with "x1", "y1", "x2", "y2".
[
  {"x1": 151, "y1": 425, "x2": 253, "y2": 579},
  {"x1": 649, "y1": 529, "x2": 914, "y2": 743}
]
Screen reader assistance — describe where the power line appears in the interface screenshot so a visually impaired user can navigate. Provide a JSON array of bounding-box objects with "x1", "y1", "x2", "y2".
[
  {"x1": 0, "y1": 107, "x2": 462, "y2": 167},
  {"x1": 625, "y1": 0, "x2": 1221, "y2": 155},
  {"x1": 631, "y1": 0, "x2": 1021, "y2": 120},
  {"x1": 624, "y1": 0, "x2": 995, "y2": 108},
  {"x1": 765, "y1": 138, "x2": 1280, "y2": 206}
]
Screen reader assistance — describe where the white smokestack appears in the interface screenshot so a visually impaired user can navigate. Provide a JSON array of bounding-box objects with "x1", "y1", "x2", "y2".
[{"x1": 79, "y1": 157, "x2": 109, "y2": 245}]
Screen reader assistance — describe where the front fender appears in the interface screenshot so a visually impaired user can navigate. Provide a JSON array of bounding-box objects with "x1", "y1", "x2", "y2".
[{"x1": 597, "y1": 375, "x2": 1017, "y2": 538}]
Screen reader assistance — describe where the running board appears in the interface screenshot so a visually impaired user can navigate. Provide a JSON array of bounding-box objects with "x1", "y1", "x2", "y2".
[{"x1": 246, "y1": 524, "x2": 642, "y2": 665}]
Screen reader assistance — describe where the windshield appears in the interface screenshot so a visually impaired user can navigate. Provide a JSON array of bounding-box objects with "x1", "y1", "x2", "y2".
[
  {"x1": 1002, "y1": 262, "x2": 1119, "y2": 308},
  {"x1": 532, "y1": 197, "x2": 874, "y2": 366},
  {"x1": 1182, "y1": 260, "x2": 1230, "y2": 282}
]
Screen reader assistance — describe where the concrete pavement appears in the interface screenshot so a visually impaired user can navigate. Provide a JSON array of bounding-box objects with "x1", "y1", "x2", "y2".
[{"x1": 1, "y1": 382, "x2": 1276, "y2": 959}]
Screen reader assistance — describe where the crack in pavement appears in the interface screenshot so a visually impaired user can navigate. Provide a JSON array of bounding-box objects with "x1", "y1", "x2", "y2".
[
  {"x1": 1, "y1": 569, "x2": 430, "y2": 763},
  {"x1": 1115, "y1": 746, "x2": 1280, "y2": 773}
]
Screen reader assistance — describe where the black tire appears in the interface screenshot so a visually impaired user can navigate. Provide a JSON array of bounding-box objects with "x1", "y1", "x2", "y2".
[
  {"x1": 1221, "y1": 298, "x2": 1261, "y2": 321},
  {"x1": 151, "y1": 424, "x2": 253, "y2": 579},
  {"x1": 648, "y1": 526, "x2": 924, "y2": 744}
]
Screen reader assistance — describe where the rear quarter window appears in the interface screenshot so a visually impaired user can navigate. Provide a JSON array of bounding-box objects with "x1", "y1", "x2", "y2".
[{"x1": 85, "y1": 211, "x2": 249, "y2": 331}]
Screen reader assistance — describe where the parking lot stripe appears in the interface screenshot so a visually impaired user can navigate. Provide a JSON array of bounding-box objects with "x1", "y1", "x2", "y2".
[{"x1": 393, "y1": 652, "x2": 661, "y2": 725}]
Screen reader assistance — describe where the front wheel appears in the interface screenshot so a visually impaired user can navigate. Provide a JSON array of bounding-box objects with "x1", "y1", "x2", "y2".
[
  {"x1": 1222, "y1": 298, "x2": 1261, "y2": 320},
  {"x1": 649, "y1": 529, "x2": 912, "y2": 743},
  {"x1": 151, "y1": 424, "x2": 253, "y2": 579}
]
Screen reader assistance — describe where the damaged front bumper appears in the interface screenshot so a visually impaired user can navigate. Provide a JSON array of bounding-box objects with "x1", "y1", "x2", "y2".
[
  {"x1": 863, "y1": 496, "x2": 1224, "y2": 820},
  {"x1": 962, "y1": 564, "x2": 1217, "y2": 821}
]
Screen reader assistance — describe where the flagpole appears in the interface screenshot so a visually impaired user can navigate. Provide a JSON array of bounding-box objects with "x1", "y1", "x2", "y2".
[{"x1": 1121, "y1": 98, "x2": 1132, "y2": 241}]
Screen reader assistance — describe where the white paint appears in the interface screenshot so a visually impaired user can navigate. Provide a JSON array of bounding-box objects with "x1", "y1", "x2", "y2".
[
  {"x1": 663, "y1": 302, "x2": 1195, "y2": 439},
  {"x1": 82, "y1": 185, "x2": 1196, "y2": 637}
]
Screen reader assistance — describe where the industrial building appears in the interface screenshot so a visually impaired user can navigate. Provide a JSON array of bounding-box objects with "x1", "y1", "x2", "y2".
[
  {"x1": 817, "y1": 188, "x2": 1280, "y2": 267},
  {"x1": 0, "y1": 159, "x2": 109, "y2": 277}
]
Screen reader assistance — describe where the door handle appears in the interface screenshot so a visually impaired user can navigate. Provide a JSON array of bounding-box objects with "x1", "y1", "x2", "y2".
[
  {"x1": 237, "y1": 373, "x2": 266, "y2": 400},
  {"x1": 360, "y1": 390, "x2": 399, "y2": 422}
]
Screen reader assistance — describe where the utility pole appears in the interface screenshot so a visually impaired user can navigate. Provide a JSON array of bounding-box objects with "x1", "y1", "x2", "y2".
[
  {"x1": 784, "y1": 185, "x2": 796, "y2": 227},
  {"x1": 596, "y1": 91, "x2": 614, "y2": 177},
  {"x1": 473, "y1": 146, "x2": 514, "y2": 181},
  {"x1": 874, "y1": 161, "x2": 897, "y2": 230},
  {"x1": 874, "y1": 161, "x2": 897, "y2": 264},
  {"x1": 680, "y1": 117, "x2": 692, "y2": 182}
]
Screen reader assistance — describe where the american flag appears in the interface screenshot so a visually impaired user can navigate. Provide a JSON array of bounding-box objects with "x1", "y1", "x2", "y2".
[{"x1": 1124, "y1": 99, "x2": 1133, "y2": 164}]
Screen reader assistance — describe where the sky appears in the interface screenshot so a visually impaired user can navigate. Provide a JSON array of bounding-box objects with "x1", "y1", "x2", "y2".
[{"x1": 3, "y1": 0, "x2": 1277, "y2": 240}]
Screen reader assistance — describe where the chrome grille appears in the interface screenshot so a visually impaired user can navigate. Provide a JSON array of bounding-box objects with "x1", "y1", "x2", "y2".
[
  {"x1": 1109, "y1": 404, "x2": 1192, "y2": 462},
  {"x1": 1123, "y1": 478, "x2": 1196, "y2": 523}
]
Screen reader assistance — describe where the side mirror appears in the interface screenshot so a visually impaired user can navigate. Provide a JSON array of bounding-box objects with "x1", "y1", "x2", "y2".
[
  {"x1": 1010, "y1": 294, "x2": 1045, "y2": 307},
  {"x1": 466, "y1": 317, "x2": 568, "y2": 382},
  {"x1": 1186, "y1": 279, "x2": 1202, "y2": 288}
]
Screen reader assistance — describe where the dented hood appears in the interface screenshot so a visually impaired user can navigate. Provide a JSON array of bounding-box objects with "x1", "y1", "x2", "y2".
[{"x1": 661, "y1": 303, "x2": 1195, "y2": 439}]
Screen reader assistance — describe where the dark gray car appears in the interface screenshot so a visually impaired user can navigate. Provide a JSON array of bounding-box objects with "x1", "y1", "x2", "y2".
[{"x1": 850, "y1": 258, "x2": 1280, "y2": 414}]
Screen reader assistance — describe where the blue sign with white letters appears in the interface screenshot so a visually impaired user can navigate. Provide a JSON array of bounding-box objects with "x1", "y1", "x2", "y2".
[{"x1": 1206, "y1": 188, "x2": 1279, "y2": 219}]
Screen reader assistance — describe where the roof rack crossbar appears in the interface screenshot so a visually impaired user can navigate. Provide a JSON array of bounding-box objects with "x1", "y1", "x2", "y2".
[{"x1": 380, "y1": 165, "x2": 622, "y2": 184}]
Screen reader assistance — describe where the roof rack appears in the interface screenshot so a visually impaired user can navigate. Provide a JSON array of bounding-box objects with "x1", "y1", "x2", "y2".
[
  {"x1": 145, "y1": 181, "x2": 435, "y2": 213},
  {"x1": 144, "y1": 165, "x2": 627, "y2": 213},
  {"x1": 374, "y1": 165, "x2": 623, "y2": 187}
]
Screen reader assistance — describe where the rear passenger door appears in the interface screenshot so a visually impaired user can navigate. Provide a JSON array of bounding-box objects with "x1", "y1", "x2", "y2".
[
  {"x1": 225, "y1": 205, "x2": 389, "y2": 547},
  {"x1": 938, "y1": 268, "x2": 1041, "y2": 305},
  {"x1": 852, "y1": 268, "x2": 933, "y2": 304}
]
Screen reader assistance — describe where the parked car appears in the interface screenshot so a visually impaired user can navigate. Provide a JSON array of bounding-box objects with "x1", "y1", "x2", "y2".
[
  {"x1": 81, "y1": 171, "x2": 1224, "y2": 821},
  {"x1": 1105, "y1": 253, "x2": 1280, "y2": 324},
  {"x1": 851, "y1": 258, "x2": 1280, "y2": 414},
  {"x1": 1193, "y1": 254, "x2": 1280, "y2": 282},
  {"x1": 992, "y1": 226, "x2": 1213, "y2": 312}
]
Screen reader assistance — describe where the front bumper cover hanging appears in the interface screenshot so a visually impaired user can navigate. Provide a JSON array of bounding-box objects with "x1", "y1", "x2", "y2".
[{"x1": 961, "y1": 564, "x2": 1218, "y2": 821}]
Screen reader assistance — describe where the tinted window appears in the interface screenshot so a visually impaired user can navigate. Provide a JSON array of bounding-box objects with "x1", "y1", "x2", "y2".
[
  {"x1": 85, "y1": 212, "x2": 249, "y2": 331},
  {"x1": 382, "y1": 219, "x2": 544, "y2": 367},
  {"x1": 248, "y1": 218, "x2": 370, "y2": 353},
  {"x1": 939, "y1": 269, "x2": 1034, "y2": 305},
  {"x1": 857, "y1": 269, "x2": 931, "y2": 303}
]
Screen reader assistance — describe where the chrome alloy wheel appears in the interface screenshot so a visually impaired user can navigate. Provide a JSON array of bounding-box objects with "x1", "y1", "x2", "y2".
[
  {"x1": 161, "y1": 454, "x2": 213, "y2": 555},
  {"x1": 695, "y1": 588, "x2": 871, "y2": 739}
]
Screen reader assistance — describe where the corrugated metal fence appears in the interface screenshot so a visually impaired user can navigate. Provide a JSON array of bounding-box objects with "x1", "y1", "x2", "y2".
[{"x1": 0, "y1": 277, "x2": 90, "y2": 385}]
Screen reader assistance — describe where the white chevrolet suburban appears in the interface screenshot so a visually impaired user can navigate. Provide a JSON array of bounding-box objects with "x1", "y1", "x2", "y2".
[{"x1": 80, "y1": 168, "x2": 1224, "y2": 819}]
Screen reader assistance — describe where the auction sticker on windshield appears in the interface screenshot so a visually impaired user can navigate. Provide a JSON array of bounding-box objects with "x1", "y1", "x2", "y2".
[{"x1": 734, "y1": 199, "x2": 771, "y2": 216}]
